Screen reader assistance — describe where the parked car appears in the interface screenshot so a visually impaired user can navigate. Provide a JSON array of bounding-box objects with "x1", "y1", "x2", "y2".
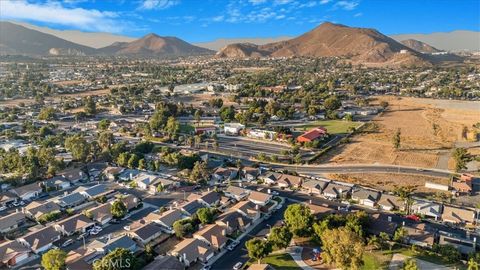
[
  {"x1": 61, "y1": 239, "x2": 74, "y2": 247},
  {"x1": 233, "y1": 262, "x2": 243, "y2": 270},
  {"x1": 109, "y1": 219, "x2": 120, "y2": 224},
  {"x1": 406, "y1": 215, "x2": 421, "y2": 222},
  {"x1": 271, "y1": 191, "x2": 279, "y2": 196}
]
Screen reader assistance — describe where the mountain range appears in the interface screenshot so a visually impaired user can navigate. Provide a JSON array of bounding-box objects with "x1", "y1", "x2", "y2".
[
  {"x1": 216, "y1": 22, "x2": 433, "y2": 67},
  {"x1": 0, "y1": 21, "x2": 466, "y2": 67}
]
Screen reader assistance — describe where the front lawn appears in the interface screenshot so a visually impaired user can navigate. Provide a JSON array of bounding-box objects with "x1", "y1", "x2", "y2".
[
  {"x1": 294, "y1": 120, "x2": 362, "y2": 134},
  {"x1": 361, "y1": 251, "x2": 392, "y2": 270},
  {"x1": 261, "y1": 253, "x2": 301, "y2": 270}
]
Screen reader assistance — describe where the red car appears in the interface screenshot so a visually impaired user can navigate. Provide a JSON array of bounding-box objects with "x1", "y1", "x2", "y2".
[{"x1": 405, "y1": 215, "x2": 421, "y2": 222}]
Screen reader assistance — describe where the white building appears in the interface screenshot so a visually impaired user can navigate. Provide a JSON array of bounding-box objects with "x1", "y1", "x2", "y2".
[{"x1": 224, "y1": 123, "x2": 245, "y2": 136}]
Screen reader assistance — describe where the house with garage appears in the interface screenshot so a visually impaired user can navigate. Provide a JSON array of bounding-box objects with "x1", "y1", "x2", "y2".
[
  {"x1": 55, "y1": 192, "x2": 86, "y2": 208},
  {"x1": 103, "y1": 166, "x2": 124, "y2": 181},
  {"x1": 193, "y1": 224, "x2": 228, "y2": 251},
  {"x1": 411, "y1": 200, "x2": 442, "y2": 220},
  {"x1": 277, "y1": 174, "x2": 303, "y2": 189},
  {"x1": 87, "y1": 203, "x2": 113, "y2": 225},
  {"x1": 224, "y1": 186, "x2": 250, "y2": 201},
  {"x1": 43, "y1": 177, "x2": 71, "y2": 191},
  {"x1": 404, "y1": 223, "x2": 435, "y2": 248},
  {"x1": 302, "y1": 179, "x2": 329, "y2": 195},
  {"x1": 59, "y1": 168, "x2": 87, "y2": 184},
  {"x1": 231, "y1": 201, "x2": 261, "y2": 221},
  {"x1": 0, "y1": 192, "x2": 17, "y2": 208},
  {"x1": 322, "y1": 182, "x2": 352, "y2": 199},
  {"x1": 439, "y1": 235, "x2": 476, "y2": 255},
  {"x1": 78, "y1": 184, "x2": 113, "y2": 200},
  {"x1": 118, "y1": 194, "x2": 140, "y2": 212},
  {"x1": 17, "y1": 225, "x2": 61, "y2": 254},
  {"x1": 367, "y1": 213, "x2": 398, "y2": 237},
  {"x1": 23, "y1": 201, "x2": 61, "y2": 220},
  {"x1": 187, "y1": 191, "x2": 221, "y2": 207},
  {"x1": 242, "y1": 167, "x2": 260, "y2": 181},
  {"x1": 441, "y1": 205, "x2": 476, "y2": 225},
  {"x1": 177, "y1": 200, "x2": 204, "y2": 216},
  {"x1": 377, "y1": 194, "x2": 405, "y2": 212},
  {"x1": 0, "y1": 240, "x2": 31, "y2": 268},
  {"x1": 296, "y1": 127, "x2": 328, "y2": 143},
  {"x1": 259, "y1": 172, "x2": 282, "y2": 186},
  {"x1": 89, "y1": 235, "x2": 137, "y2": 254},
  {"x1": 211, "y1": 167, "x2": 239, "y2": 182},
  {"x1": 0, "y1": 212, "x2": 26, "y2": 233},
  {"x1": 248, "y1": 191, "x2": 272, "y2": 207},
  {"x1": 12, "y1": 182, "x2": 42, "y2": 201},
  {"x1": 170, "y1": 238, "x2": 214, "y2": 267},
  {"x1": 129, "y1": 222, "x2": 164, "y2": 245},
  {"x1": 147, "y1": 209, "x2": 183, "y2": 233},
  {"x1": 54, "y1": 214, "x2": 95, "y2": 236},
  {"x1": 215, "y1": 211, "x2": 252, "y2": 234},
  {"x1": 351, "y1": 188, "x2": 381, "y2": 207}
]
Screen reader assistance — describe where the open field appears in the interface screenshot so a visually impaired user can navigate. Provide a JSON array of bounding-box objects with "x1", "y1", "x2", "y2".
[
  {"x1": 318, "y1": 96, "x2": 480, "y2": 169},
  {"x1": 294, "y1": 120, "x2": 362, "y2": 134},
  {"x1": 327, "y1": 173, "x2": 450, "y2": 194}
]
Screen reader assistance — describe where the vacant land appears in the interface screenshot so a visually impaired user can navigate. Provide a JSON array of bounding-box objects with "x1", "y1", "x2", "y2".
[
  {"x1": 319, "y1": 96, "x2": 480, "y2": 169},
  {"x1": 294, "y1": 120, "x2": 362, "y2": 135},
  {"x1": 328, "y1": 173, "x2": 450, "y2": 194}
]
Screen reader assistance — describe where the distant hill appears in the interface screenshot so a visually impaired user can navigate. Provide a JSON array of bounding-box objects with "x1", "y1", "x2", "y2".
[
  {"x1": 194, "y1": 36, "x2": 292, "y2": 51},
  {"x1": 0, "y1": 21, "x2": 96, "y2": 56},
  {"x1": 7, "y1": 21, "x2": 136, "y2": 49},
  {"x1": 391, "y1": 30, "x2": 480, "y2": 52},
  {"x1": 217, "y1": 22, "x2": 431, "y2": 67},
  {"x1": 98, "y1": 33, "x2": 215, "y2": 57},
  {"x1": 400, "y1": 39, "x2": 442, "y2": 53}
]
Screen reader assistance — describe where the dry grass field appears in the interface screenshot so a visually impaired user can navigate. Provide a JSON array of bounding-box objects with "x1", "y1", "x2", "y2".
[{"x1": 319, "y1": 96, "x2": 480, "y2": 169}]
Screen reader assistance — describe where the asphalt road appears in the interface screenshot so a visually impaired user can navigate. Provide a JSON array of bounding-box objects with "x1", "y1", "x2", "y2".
[{"x1": 211, "y1": 201, "x2": 293, "y2": 270}]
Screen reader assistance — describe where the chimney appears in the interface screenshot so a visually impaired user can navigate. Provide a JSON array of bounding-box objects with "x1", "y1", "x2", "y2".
[
  {"x1": 183, "y1": 253, "x2": 187, "y2": 261},
  {"x1": 130, "y1": 173, "x2": 133, "y2": 180},
  {"x1": 226, "y1": 221, "x2": 229, "y2": 229},
  {"x1": 64, "y1": 191, "x2": 68, "y2": 196}
]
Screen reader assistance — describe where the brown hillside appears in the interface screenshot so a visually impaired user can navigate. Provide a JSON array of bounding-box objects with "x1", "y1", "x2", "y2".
[{"x1": 401, "y1": 39, "x2": 442, "y2": 53}]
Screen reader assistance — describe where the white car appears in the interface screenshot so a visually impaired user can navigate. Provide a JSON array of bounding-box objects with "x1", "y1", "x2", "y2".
[
  {"x1": 89, "y1": 230, "x2": 99, "y2": 235},
  {"x1": 271, "y1": 191, "x2": 279, "y2": 196},
  {"x1": 123, "y1": 225, "x2": 131, "y2": 231},
  {"x1": 94, "y1": 226, "x2": 103, "y2": 232},
  {"x1": 61, "y1": 239, "x2": 74, "y2": 247},
  {"x1": 233, "y1": 262, "x2": 243, "y2": 270}
]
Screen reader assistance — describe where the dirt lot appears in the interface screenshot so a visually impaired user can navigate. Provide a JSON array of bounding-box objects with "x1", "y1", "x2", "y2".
[
  {"x1": 319, "y1": 96, "x2": 480, "y2": 169},
  {"x1": 328, "y1": 173, "x2": 450, "y2": 194}
]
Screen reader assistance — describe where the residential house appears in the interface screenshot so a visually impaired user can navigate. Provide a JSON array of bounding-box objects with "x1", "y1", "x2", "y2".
[
  {"x1": 12, "y1": 182, "x2": 42, "y2": 201},
  {"x1": 65, "y1": 248, "x2": 97, "y2": 270},
  {"x1": 216, "y1": 211, "x2": 252, "y2": 234},
  {"x1": 54, "y1": 214, "x2": 95, "y2": 236},
  {"x1": 302, "y1": 179, "x2": 329, "y2": 195},
  {"x1": 55, "y1": 192, "x2": 86, "y2": 208},
  {"x1": 0, "y1": 212, "x2": 26, "y2": 233},
  {"x1": 133, "y1": 173, "x2": 158, "y2": 190},
  {"x1": 367, "y1": 213, "x2": 398, "y2": 237},
  {"x1": 118, "y1": 169, "x2": 140, "y2": 182},
  {"x1": 118, "y1": 194, "x2": 140, "y2": 212},
  {"x1": 439, "y1": 235, "x2": 476, "y2": 255},
  {"x1": 211, "y1": 167, "x2": 239, "y2": 182},
  {"x1": 452, "y1": 174, "x2": 474, "y2": 195},
  {"x1": 404, "y1": 223, "x2": 435, "y2": 248},
  {"x1": 224, "y1": 186, "x2": 250, "y2": 201},
  {"x1": 351, "y1": 188, "x2": 380, "y2": 207},
  {"x1": 378, "y1": 194, "x2": 405, "y2": 212},
  {"x1": 187, "y1": 191, "x2": 221, "y2": 207},
  {"x1": 23, "y1": 201, "x2": 61, "y2": 220},
  {"x1": 193, "y1": 224, "x2": 228, "y2": 251},
  {"x1": 231, "y1": 201, "x2": 261, "y2": 221},
  {"x1": 87, "y1": 203, "x2": 113, "y2": 225},
  {"x1": 147, "y1": 209, "x2": 183, "y2": 232},
  {"x1": 441, "y1": 205, "x2": 476, "y2": 225},
  {"x1": 43, "y1": 176, "x2": 71, "y2": 190},
  {"x1": 248, "y1": 191, "x2": 272, "y2": 207},
  {"x1": 296, "y1": 127, "x2": 328, "y2": 143},
  {"x1": 78, "y1": 184, "x2": 113, "y2": 200},
  {"x1": 0, "y1": 240, "x2": 30, "y2": 268},
  {"x1": 177, "y1": 200, "x2": 204, "y2": 216},
  {"x1": 411, "y1": 200, "x2": 442, "y2": 220},
  {"x1": 259, "y1": 172, "x2": 282, "y2": 186},
  {"x1": 150, "y1": 177, "x2": 177, "y2": 194},
  {"x1": 224, "y1": 123, "x2": 245, "y2": 136},
  {"x1": 0, "y1": 192, "x2": 17, "y2": 208},
  {"x1": 17, "y1": 225, "x2": 61, "y2": 254},
  {"x1": 129, "y1": 223, "x2": 164, "y2": 245},
  {"x1": 322, "y1": 182, "x2": 352, "y2": 199},
  {"x1": 59, "y1": 168, "x2": 87, "y2": 184},
  {"x1": 242, "y1": 167, "x2": 260, "y2": 181},
  {"x1": 277, "y1": 174, "x2": 303, "y2": 189},
  {"x1": 307, "y1": 203, "x2": 338, "y2": 219},
  {"x1": 144, "y1": 255, "x2": 184, "y2": 270},
  {"x1": 170, "y1": 238, "x2": 214, "y2": 267},
  {"x1": 103, "y1": 166, "x2": 124, "y2": 181},
  {"x1": 89, "y1": 235, "x2": 137, "y2": 254}
]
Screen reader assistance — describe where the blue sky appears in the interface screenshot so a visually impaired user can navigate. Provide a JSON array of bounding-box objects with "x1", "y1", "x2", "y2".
[{"x1": 1, "y1": 0, "x2": 479, "y2": 42}]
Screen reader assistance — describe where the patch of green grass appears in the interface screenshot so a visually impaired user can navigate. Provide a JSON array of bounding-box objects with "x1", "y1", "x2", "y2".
[
  {"x1": 294, "y1": 120, "x2": 362, "y2": 134},
  {"x1": 361, "y1": 251, "x2": 392, "y2": 270},
  {"x1": 260, "y1": 253, "x2": 301, "y2": 270},
  {"x1": 179, "y1": 124, "x2": 195, "y2": 134}
]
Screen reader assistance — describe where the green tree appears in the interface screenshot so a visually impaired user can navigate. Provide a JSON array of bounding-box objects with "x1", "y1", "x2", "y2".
[
  {"x1": 402, "y1": 258, "x2": 419, "y2": 270},
  {"x1": 267, "y1": 225, "x2": 292, "y2": 250},
  {"x1": 284, "y1": 203, "x2": 313, "y2": 236},
  {"x1": 93, "y1": 248, "x2": 136, "y2": 270},
  {"x1": 41, "y1": 249, "x2": 67, "y2": 270},
  {"x1": 98, "y1": 119, "x2": 111, "y2": 130},
  {"x1": 65, "y1": 134, "x2": 90, "y2": 162},
  {"x1": 38, "y1": 107, "x2": 57, "y2": 121},
  {"x1": 196, "y1": 207, "x2": 215, "y2": 224},
  {"x1": 245, "y1": 238, "x2": 272, "y2": 264},
  {"x1": 84, "y1": 96, "x2": 97, "y2": 116},
  {"x1": 173, "y1": 219, "x2": 194, "y2": 238},
  {"x1": 321, "y1": 227, "x2": 365, "y2": 270},
  {"x1": 165, "y1": 116, "x2": 180, "y2": 138},
  {"x1": 393, "y1": 227, "x2": 407, "y2": 242},
  {"x1": 111, "y1": 200, "x2": 127, "y2": 219},
  {"x1": 324, "y1": 96, "x2": 341, "y2": 111},
  {"x1": 219, "y1": 106, "x2": 235, "y2": 122},
  {"x1": 393, "y1": 128, "x2": 401, "y2": 150},
  {"x1": 468, "y1": 257, "x2": 479, "y2": 270},
  {"x1": 127, "y1": 154, "x2": 140, "y2": 169},
  {"x1": 98, "y1": 131, "x2": 114, "y2": 151},
  {"x1": 190, "y1": 161, "x2": 209, "y2": 182},
  {"x1": 452, "y1": 147, "x2": 469, "y2": 172}
]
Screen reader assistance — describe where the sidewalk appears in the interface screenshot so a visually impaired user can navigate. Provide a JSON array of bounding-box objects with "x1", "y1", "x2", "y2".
[{"x1": 286, "y1": 246, "x2": 315, "y2": 270}]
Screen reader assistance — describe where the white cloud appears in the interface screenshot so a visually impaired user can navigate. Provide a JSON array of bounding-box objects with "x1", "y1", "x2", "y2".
[
  {"x1": 138, "y1": 0, "x2": 180, "y2": 10},
  {"x1": 354, "y1": 12, "x2": 362, "y2": 17},
  {"x1": 275, "y1": 14, "x2": 286, "y2": 19},
  {"x1": 274, "y1": 0, "x2": 294, "y2": 5},
  {"x1": 212, "y1": 15, "x2": 225, "y2": 22},
  {"x1": 320, "y1": 0, "x2": 331, "y2": 4},
  {"x1": 248, "y1": 0, "x2": 267, "y2": 5},
  {"x1": 334, "y1": 0, "x2": 358, "y2": 10},
  {"x1": 1, "y1": 0, "x2": 123, "y2": 33}
]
